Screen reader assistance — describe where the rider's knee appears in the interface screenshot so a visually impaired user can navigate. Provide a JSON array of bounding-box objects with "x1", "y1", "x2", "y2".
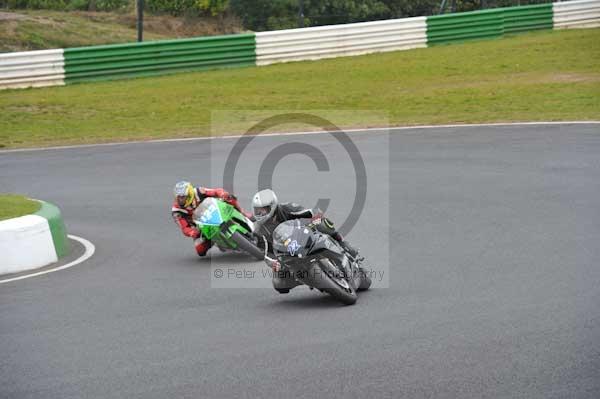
[{"x1": 316, "y1": 217, "x2": 336, "y2": 235}]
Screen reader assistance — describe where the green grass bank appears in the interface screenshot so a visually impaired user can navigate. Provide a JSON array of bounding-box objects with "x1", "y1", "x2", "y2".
[
  {"x1": 0, "y1": 28, "x2": 598, "y2": 149},
  {"x1": 0, "y1": 9, "x2": 242, "y2": 52},
  {"x1": 0, "y1": 194, "x2": 41, "y2": 221}
]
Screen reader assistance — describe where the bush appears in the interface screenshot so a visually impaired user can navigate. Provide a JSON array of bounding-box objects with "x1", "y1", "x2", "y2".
[
  {"x1": 0, "y1": 0, "x2": 130, "y2": 11},
  {"x1": 231, "y1": 0, "x2": 391, "y2": 31},
  {"x1": 146, "y1": 0, "x2": 229, "y2": 16},
  {"x1": 1, "y1": 0, "x2": 67, "y2": 10}
]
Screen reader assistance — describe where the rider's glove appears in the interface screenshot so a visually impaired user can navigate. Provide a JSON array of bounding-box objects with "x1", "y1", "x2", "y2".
[
  {"x1": 272, "y1": 260, "x2": 281, "y2": 272},
  {"x1": 308, "y1": 213, "x2": 323, "y2": 229},
  {"x1": 265, "y1": 256, "x2": 281, "y2": 272},
  {"x1": 223, "y1": 193, "x2": 237, "y2": 202}
]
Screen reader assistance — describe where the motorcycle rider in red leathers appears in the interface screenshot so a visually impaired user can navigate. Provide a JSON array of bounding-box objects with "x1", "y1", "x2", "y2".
[{"x1": 171, "y1": 181, "x2": 252, "y2": 256}]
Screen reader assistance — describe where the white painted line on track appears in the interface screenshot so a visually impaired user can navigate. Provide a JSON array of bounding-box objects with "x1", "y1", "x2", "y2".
[
  {"x1": 1, "y1": 121, "x2": 599, "y2": 153},
  {"x1": 0, "y1": 234, "x2": 95, "y2": 284}
]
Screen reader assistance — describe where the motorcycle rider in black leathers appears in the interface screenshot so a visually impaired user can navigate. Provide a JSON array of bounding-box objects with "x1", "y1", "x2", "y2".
[{"x1": 251, "y1": 188, "x2": 359, "y2": 293}]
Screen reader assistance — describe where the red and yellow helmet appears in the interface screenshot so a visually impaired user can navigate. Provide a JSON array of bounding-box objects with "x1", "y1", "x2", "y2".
[{"x1": 174, "y1": 181, "x2": 195, "y2": 208}]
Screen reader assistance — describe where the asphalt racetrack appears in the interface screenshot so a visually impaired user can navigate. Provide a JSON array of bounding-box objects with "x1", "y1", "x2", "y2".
[{"x1": 1, "y1": 123, "x2": 599, "y2": 398}]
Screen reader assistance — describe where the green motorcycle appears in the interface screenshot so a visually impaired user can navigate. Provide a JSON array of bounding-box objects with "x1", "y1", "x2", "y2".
[{"x1": 193, "y1": 197, "x2": 263, "y2": 260}]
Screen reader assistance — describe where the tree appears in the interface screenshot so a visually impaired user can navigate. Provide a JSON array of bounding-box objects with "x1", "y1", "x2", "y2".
[
  {"x1": 304, "y1": 0, "x2": 389, "y2": 26},
  {"x1": 381, "y1": 0, "x2": 439, "y2": 18},
  {"x1": 230, "y1": 0, "x2": 298, "y2": 31}
]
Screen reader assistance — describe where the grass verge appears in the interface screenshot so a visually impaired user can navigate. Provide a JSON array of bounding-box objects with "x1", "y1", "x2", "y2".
[
  {"x1": 0, "y1": 194, "x2": 41, "y2": 221},
  {"x1": 0, "y1": 28, "x2": 599, "y2": 149}
]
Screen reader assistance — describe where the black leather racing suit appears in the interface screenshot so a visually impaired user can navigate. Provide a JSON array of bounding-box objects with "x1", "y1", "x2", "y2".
[{"x1": 255, "y1": 202, "x2": 316, "y2": 244}]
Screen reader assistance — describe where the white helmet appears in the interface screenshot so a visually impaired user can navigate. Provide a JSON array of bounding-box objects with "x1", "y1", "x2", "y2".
[{"x1": 252, "y1": 189, "x2": 278, "y2": 223}]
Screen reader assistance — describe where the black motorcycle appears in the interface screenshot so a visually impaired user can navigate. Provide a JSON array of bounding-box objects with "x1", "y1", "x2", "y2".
[{"x1": 263, "y1": 219, "x2": 371, "y2": 305}]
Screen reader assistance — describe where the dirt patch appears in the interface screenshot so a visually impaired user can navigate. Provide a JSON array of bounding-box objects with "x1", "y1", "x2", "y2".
[
  {"x1": 6, "y1": 105, "x2": 66, "y2": 114},
  {"x1": 1, "y1": 19, "x2": 18, "y2": 35},
  {"x1": 71, "y1": 11, "x2": 244, "y2": 37},
  {"x1": 546, "y1": 72, "x2": 600, "y2": 84},
  {"x1": 1, "y1": 9, "x2": 244, "y2": 51},
  {"x1": 426, "y1": 71, "x2": 600, "y2": 92},
  {"x1": 503, "y1": 72, "x2": 600, "y2": 85},
  {"x1": 0, "y1": 12, "x2": 26, "y2": 21},
  {"x1": 28, "y1": 16, "x2": 68, "y2": 29}
]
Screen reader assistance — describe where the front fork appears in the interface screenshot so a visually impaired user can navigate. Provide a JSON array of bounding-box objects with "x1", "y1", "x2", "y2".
[{"x1": 220, "y1": 220, "x2": 257, "y2": 248}]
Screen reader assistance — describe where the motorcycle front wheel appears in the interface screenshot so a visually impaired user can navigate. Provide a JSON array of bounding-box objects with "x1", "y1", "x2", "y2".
[
  {"x1": 302, "y1": 261, "x2": 358, "y2": 305},
  {"x1": 230, "y1": 231, "x2": 264, "y2": 260}
]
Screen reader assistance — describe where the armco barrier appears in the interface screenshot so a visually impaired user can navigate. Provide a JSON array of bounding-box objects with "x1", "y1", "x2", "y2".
[
  {"x1": 427, "y1": 3, "x2": 554, "y2": 45},
  {"x1": 554, "y1": 0, "x2": 600, "y2": 28},
  {"x1": 504, "y1": 3, "x2": 553, "y2": 34},
  {"x1": 0, "y1": 201, "x2": 69, "y2": 275},
  {"x1": 427, "y1": 8, "x2": 505, "y2": 45},
  {"x1": 1, "y1": 0, "x2": 599, "y2": 89},
  {"x1": 255, "y1": 17, "x2": 426, "y2": 66},
  {"x1": 35, "y1": 201, "x2": 69, "y2": 258},
  {"x1": 64, "y1": 34, "x2": 256, "y2": 84},
  {"x1": 0, "y1": 49, "x2": 64, "y2": 89}
]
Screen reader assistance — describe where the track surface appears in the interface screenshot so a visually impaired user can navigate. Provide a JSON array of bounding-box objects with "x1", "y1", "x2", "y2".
[{"x1": 1, "y1": 124, "x2": 599, "y2": 398}]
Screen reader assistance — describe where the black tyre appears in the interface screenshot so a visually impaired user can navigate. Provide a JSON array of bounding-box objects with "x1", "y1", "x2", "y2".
[
  {"x1": 231, "y1": 232, "x2": 264, "y2": 260},
  {"x1": 357, "y1": 267, "x2": 372, "y2": 291},
  {"x1": 302, "y1": 262, "x2": 357, "y2": 305}
]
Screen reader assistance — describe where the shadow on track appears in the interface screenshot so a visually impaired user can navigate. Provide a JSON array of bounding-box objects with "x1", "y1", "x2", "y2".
[
  {"x1": 177, "y1": 250, "x2": 261, "y2": 268},
  {"x1": 264, "y1": 289, "x2": 372, "y2": 310}
]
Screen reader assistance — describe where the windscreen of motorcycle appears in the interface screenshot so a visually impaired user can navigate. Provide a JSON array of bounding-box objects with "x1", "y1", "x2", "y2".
[
  {"x1": 272, "y1": 219, "x2": 313, "y2": 257},
  {"x1": 193, "y1": 197, "x2": 223, "y2": 226}
]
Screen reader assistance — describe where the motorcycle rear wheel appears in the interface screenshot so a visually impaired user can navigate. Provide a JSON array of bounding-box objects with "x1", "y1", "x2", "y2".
[{"x1": 357, "y1": 267, "x2": 372, "y2": 291}]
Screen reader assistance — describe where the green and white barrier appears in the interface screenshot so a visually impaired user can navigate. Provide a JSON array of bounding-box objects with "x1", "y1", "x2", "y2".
[
  {"x1": 0, "y1": 49, "x2": 64, "y2": 89},
  {"x1": 0, "y1": 0, "x2": 598, "y2": 90},
  {"x1": 0, "y1": 34, "x2": 255, "y2": 89},
  {"x1": 554, "y1": 0, "x2": 600, "y2": 29},
  {"x1": 426, "y1": 3, "x2": 554, "y2": 45},
  {"x1": 0, "y1": 201, "x2": 69, "y2": 275},
  {"x1": 255, "y1": 17, "x2": 427, "y2": 66},
  {"x1": 63, "y1": 34, "x2": 256, "y2": 84}
]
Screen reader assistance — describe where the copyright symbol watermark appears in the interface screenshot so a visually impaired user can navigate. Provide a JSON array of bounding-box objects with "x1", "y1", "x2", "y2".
[
  {"x1": 220, "y1": 112, "x2": 367, "y2": 235},
  {"x1": 208, "y1": 110, "x2": 391, "y2": 289}
]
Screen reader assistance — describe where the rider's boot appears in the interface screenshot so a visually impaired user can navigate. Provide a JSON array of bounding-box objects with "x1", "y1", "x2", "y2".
[{"x1": 194, "y1": 238, "x2": 213, "y2": 257}]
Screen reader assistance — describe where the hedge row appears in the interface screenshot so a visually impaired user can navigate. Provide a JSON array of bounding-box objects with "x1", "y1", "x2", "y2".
[
  {"x1": 1, "y1": 0, "x2": 555, "y2": 29},
  {"x1": 0, "y1": 0, "x2": 228, "y2": 14},
  {"x1": 0, "y1": 0, "x2": 129, "y2": 12}
]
